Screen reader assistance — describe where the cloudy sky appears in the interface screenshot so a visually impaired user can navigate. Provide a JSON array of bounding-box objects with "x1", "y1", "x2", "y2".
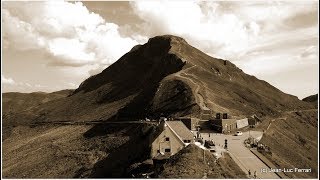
[{"x1": 2, "y1": 1, "x2": 318, "y2": 99}]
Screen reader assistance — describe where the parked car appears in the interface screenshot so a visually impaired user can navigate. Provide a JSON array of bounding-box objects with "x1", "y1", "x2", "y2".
[{"x1": 235, "y1": 131, "x2": 243, "y2": 136}]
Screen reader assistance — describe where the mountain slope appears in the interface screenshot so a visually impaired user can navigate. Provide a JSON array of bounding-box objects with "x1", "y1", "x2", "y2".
[
  {"x1": 2, "y1": 35, "x2": 313, "y2": 125},
  {"x1": 302, "y1": 94, "x2": 318, "y2": 104},
  {"x1": 2, "y1": 123, "x2": 158, "y2": 178},
  {"x1": 2, "y1": 90, "x2": 72, "y2": 112},
  {"x1": 260, "y1": 109, "x2": 318, "y2": 178},
  {"x1": 2, "y1": 90, "x2": 73, "y2": 126},
  {"x1": 159, "y1": 144, "x2": 247, "y2": 178}
]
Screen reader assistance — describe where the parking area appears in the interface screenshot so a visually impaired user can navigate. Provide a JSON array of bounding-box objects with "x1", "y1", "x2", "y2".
[{"x1": 197, "y1": 131, "x2": 279, "y2": 179}]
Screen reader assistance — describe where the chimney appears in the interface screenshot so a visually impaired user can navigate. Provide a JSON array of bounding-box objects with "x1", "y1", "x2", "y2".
[{"x1": 216, "y1": 113, "x2": 221, "y2": 119}]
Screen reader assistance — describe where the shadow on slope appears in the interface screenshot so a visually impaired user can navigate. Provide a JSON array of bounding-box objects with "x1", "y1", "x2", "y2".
[{"x1": 83, "y1": 123, "x2": 159, "y2": 178}]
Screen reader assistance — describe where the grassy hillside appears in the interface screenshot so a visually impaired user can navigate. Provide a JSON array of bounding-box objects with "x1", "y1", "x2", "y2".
[
  {"x1": 159, "y1": 144, "x2": 247, "y2": 178},
  {"x1": 2, "y1": 123, "x2": 157, "y2": 178},
  {"x1": 259, "y1": 109, "x2": 318, "y2": 178},
  {"x1": 302, "y1": 94, "x2": 318, "y2": 106},
  {"x1": 2, "y1": 90, "x2": 72, "y2": 116},
  {"x1": 2, "y1": 90, "x2": 74, "y2": 139}
]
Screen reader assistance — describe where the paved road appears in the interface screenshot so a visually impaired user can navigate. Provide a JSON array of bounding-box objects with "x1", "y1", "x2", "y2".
[{"x1": 200, "y1": 131, "x2": 279, "y2": 179}]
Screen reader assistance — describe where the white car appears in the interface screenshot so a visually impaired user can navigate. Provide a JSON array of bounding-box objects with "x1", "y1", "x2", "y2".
[{"x1": 235, "y1": 131, "x2": 243, "y2": 136}]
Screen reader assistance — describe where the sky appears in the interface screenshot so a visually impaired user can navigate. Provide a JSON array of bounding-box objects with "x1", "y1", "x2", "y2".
[{"x1": 1, "y1": 1, "x2": 319, "y2": 99}]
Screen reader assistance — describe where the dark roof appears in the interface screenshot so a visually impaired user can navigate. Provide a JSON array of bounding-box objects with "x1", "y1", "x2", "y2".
[{"x1": 166, "y1": 121, "x2": 194, "y2": 140}]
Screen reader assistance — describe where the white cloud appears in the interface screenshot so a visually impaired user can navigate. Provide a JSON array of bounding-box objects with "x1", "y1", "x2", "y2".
[
  {"x1": 2, "y1": 75, "x2": 15, "y2": 85},
  {"x1": 131, "y1": 1, "x2": 318, "y2": 74},
  {"x1": 88, "y1": 64, "x2": 109, "y2": 76},
  {"x1": 2, "y1": 9, "x2": 45, "y2": 51},
  {"x1": 236, "y1": 54, "x2": 299, "y2": 76},
  {"x1": 35, "y1": 84, "x2": 47, "y2": 88},
  {"x1": 66, "y1": 82, "x2": 78, "y2": 88},
  {"x1": 41, "y1": 1, "x2": 104, "y2": 33},
  {"x1": 231, "y1": 1, "x2": 317, "y2": 24},
  {"x1": 131, "y1": 1, "x2": 317, "y2": 60},
  {"x1": 75, "y1": 22, "x2": 139, "y2": 65},
  {"x1": 300, "y1": 45, "x2": 318, "y2": 59},
  {"x1": 2, "y1": 76, "x2": 56, "y2": 93},
  {"x1": 2, "y1": 75, "x2": 51, "y2": 90},
  {"x1": 3, "y1": 1, "x2": 142, "y2": 68},
  {"x1": 25, "y1": 83, "x2": 32, "y2": 87},
  {"x1": 48, "y1": 38, "x2": 96, "y2": 63},
  {"x1": 131, "y1": 1, "x2": 264, "y2": 59}
]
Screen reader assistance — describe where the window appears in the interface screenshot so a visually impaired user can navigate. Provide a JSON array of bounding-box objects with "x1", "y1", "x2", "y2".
[
  {"x1": 165, "y1": 148, "x2": 171, "y2": 152},
  {"x1": 223, "y1": 113, "x2": 228, "y2": 119},
  {"x1": 165, "y1": 137, "x2": 170, "y2": 141}
]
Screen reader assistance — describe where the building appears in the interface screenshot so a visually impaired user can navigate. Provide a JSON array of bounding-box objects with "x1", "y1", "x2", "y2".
[
  {"x1": 211, "y1": 113, "x2": 249, "y2": 133},
  {"x1": 148, "y1": 120, "x2": 195, "y2": 177},
  {"x1": 150, "y1": 120, "x2": 195, "y2": 158},
  {"x1": 248, "y1": 114, "x2": 261, "y2": 127},
  {"x1": 173, "y1": 117, "x2": 199, "y2": 130},
  {"x1": 236, "y1": 118, "x2": 249, "y2": 129},
  {"x1": 215, "y1": 112, "x2": 229, "y2": 119},
  {"x1": 201, "y1": 109, "x2": 213, "y2": 120}
]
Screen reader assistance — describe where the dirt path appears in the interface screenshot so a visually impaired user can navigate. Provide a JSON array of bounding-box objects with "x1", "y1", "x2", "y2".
[
  {"x1": 284, "y1": 108, "x2": 318, "y2": 114},
  {"x1": 173, "y1": 65, "x2": 210, "y2": 110},
  {"x1": 265, "y1": 108, "x2": 317, "y2": 132}
]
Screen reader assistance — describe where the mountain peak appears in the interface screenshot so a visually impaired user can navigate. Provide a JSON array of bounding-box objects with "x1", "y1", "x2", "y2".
[
  {"x1": 142, "y1": 35, "x2": 188, "y2": 54},
  {"x1": 57, "y1": 33, "x2": 313, "y2": 121},
  {"x1": 129, "y1": 35, "x2": 189, "y2": 58},
  {"x1": 147, "y1": 35, "x2": 187, "y2": 44}
]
